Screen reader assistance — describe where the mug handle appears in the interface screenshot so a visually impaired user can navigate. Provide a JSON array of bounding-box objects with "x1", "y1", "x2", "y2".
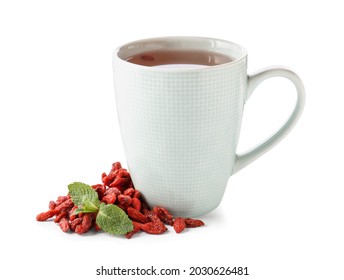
[{"x1": 232, "y1": 66, "x2": 306, "y2": 174}]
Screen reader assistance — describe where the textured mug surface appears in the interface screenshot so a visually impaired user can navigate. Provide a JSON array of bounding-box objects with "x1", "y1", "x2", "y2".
[{"x1": 113, "y1": 37, "x2": 305, "y2": 217}]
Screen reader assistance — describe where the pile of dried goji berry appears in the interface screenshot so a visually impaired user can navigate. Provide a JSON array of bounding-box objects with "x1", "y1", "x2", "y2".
[{"x1": 36, "y1": 162, "x2": 204, "y2": 238}]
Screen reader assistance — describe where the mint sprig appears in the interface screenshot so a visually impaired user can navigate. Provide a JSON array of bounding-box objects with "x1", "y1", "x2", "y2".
[
  {"x1": 68, "y1": 182, "x2": 99, "y2": 213},
  {"x1": 67, "y1": 182, "x2": 133, "y2": 235},
  {"x1": 73, "y1": 206, "x2": 98, "y2": 215},
  {"x1": 96, "y1": 203, "x2": 133, "y2": 235}
]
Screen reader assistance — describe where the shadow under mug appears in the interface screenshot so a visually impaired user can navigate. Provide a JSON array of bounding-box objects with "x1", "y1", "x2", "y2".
[{"x1": 113, "y1": 36, "x2": 305, "y2": 217}]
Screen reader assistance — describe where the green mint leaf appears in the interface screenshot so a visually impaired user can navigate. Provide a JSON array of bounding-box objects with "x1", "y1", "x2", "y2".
[
  {"x1": 83, "y1": 202, "x2": 99, "y2": 212},
  {"x1": 73, "y1": 207, "x2": 85, "y2": 215},
  {"x1": 73, "y1": 203, "x2": 98, "y2": 215},
  {"x1": 96, "y1": 203, "x2": 133, "y2": 235},
  {"x1": 68, "y1": 182, "x2": 100, "y2": 211}
]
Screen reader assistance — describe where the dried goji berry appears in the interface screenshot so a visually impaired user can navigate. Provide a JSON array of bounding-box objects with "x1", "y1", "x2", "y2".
[
  {"x1": 59, "y1": 218, "x2": 70, "y2": 232},
  {"x1": 54, "y1": 211, "x2": 67, "y2": 223},
  {"x1": 92, "y1": 184, "x2": 106, "y2": 199},
  {"x1": 141, "y1": 54, "x2": 155, "y2": 61},
  {"x1": 69, "y1": 217, "x2": 82, "y2": 231},
  {"x1": 145, "y1": 210, "x2": 162, "y2": 223},
  {"x1": 173, "y1": 217, "x2": 186, "y2": 234},
  {"x1": 104, "y1": 187, "x2": 121, "y2": 196},
  {"x1": 131, "y1": 198, "x2": 141, "y2": 212},
  {"x1": 118, "y1": 194, "x2": 132, "y2": 207},
  {"x1": 101, "y1": 172, "x2": 111, "y2": 186},
  {"x1": 74, "y1": 225, "x2": 84, "y2": 234},
  {"x1": 81, "y1": 213, "x2": 93, "y2": 231},
  {"x1": 127, "y1": 207, "x2": 150, "y2": 224},
  {"x1": 36, "y1": 210, "x2": 57, "y2": 221},
  {"x1": 91, "y1": 183, "x2": 103, "y2": 190},
  {"x1": 153, "y1": 206, "x2": 174, "y2": 226},
  {"x1": 54, "y1": 199, "x2": 74, "y2": 213},
  {"x1": 133, "y1": 189, "x2": 141, "y2": 199},
  {"x1": 185, "y1": 218, "x2": 205, "y2": 228},
  {"x1": 111, "y1": 162, "x2": 122, "y2": 172},
  {"x1": 94, "y1": 223, "x2": 101, "y2": 231},
  {"x1": 118, "y1": 168, "x2": 130, "y2": 178},
  {"x1": 49, "y1": 201, "x2": 56, "y2": 210},
  {"x1": 102, "y1": 176, "x2": 110, "y2": 186},
  {"x1": 123, "y1": 187, "x2": 135, "y2": 197},
  {"x1": 56, "y1": 196, "x2": 69, "y2": 205},
  {"x1": 109, "y1": 177, "x2": 131, "y2": 191},
  {"x1": 74, "y1": 214, "x2": 93, "y2": 234},
  {"x1": 69, "y1": 205, "x2": 78, "y2": 221},
  {"x1": 101, "y1": 193, "x2": 117, "y2": 204},
  {"x1": 117, "y1": 204, "x2": 128, "y2": 212},
  {"x1": 102, "y1": 170, "x2": 119, "y2": 186},
  {"x1": 110, "y1": 169, "x2": 120, "y2": 177},
  {"x1": 141, "y1": 222, "x2": 167, "y2": 234},
  {"x1": 125, "y1": 221, "x2": 142, "y2": 239}
]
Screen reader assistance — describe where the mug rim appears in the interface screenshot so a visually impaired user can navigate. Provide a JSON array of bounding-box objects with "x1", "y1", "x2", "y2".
[{"x1": 113, "y1": 36, "x2": 248, "y2": 71}]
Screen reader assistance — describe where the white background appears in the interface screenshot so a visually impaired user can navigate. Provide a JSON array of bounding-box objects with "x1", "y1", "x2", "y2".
[{"x1": 1, "y1": 0, "x2": 343, "y2": 279}]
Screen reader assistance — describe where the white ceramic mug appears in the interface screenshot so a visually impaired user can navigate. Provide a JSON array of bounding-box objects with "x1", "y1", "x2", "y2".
[{"x1": 113, "y1": 36, "x2": 305, "y2": 217}]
